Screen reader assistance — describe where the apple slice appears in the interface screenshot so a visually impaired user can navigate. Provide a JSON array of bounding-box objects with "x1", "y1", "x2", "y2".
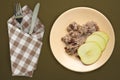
[
  {"x1": 86, "y1": 34, "x2": 106, "y2": 51},
  {"x1": 78, "y1": 42, "x2": 101, "y2": 65},
  {"x1": 93, "y1": 31, "x2": 109, "y2": 44}
]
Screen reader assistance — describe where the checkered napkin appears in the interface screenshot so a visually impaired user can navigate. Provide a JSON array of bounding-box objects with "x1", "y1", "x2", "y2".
[{"x1": 7, "y1": 5, "x2": 44, "y2": 77}]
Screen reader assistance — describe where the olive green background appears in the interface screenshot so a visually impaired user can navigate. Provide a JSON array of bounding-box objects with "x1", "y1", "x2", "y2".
[{"x1": 0, "y1": 0, "x2": 120, "y2": 80}]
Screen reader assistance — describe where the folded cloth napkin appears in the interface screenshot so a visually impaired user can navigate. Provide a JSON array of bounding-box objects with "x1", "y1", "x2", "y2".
[{"x1": 7, "y1": 5, "x2": 44, "y2": 77}]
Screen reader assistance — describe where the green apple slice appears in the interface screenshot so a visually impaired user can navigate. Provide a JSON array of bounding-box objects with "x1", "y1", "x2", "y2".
[
  {"x1": 86, "y1": 34, "x2": 106, "y2": 51},
  {"x1": 78, "y1": 42, "x2": 101, "y2": 65},
  {"x1": 93, "y1": 31, "x2": 109, "y2": 44}
]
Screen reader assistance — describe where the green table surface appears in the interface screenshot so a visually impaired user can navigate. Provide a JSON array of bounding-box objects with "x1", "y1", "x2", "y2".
[{"x1": 0, "y1": 0, "x2": 120, "y2": 80}]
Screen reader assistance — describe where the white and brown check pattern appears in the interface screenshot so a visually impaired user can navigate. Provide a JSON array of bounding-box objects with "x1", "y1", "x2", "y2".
[{"x1": 7, "y1": 5, "x2": 44, "y2": 77}]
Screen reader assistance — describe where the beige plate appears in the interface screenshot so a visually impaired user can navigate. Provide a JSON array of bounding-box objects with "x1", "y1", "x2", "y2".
[{"x1": 50, "y1": 7, "x2": 115, "y2": 72}]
